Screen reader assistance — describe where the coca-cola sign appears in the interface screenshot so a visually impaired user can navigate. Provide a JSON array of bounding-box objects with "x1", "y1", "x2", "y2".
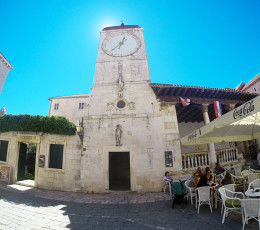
[{"x1": 233, "y1": 100, "x2": 254, "y2": 119}]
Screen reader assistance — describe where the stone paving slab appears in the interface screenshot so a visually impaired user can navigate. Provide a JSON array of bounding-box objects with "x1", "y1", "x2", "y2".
[
  {"x1": 0, "y1": 182, "x2": 258, "y2": 229},
  {"x1": 0, "y1": 183, "x2": 172, "y2": 204}
]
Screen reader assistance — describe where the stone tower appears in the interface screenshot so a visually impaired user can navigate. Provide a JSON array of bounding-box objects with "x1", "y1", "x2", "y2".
[
  {"x1": 80, "y1": 24, "x2": 182, "y2": 193},
  {"x1": 89, "y1": 24, "x2": 153, "y2": 116}
]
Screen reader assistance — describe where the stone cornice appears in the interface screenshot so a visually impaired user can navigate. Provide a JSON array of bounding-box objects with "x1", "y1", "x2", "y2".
[{"x1": 0, "y1": 52, "x2": 13, "y2": 69}]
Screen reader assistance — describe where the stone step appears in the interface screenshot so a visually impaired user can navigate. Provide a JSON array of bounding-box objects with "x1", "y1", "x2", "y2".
[{"x1": 16, "y1": 180, "x2": 35, "y2": 187}]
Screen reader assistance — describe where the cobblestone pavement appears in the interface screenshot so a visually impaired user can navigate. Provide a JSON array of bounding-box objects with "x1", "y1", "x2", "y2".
[{"x1": 0, "y1": 183, "x2": 257, "y2": 230}]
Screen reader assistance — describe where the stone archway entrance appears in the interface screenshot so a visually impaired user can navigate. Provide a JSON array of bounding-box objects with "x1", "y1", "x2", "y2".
[{"x1": 109, "y1": 152, "x2": 130, "y2": 190}]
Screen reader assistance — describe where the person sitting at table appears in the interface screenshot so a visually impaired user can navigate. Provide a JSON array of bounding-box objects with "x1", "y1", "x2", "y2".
[
  {"x1": 221, "y1": 172, "x2": 233, "y2": 185},
  {"x1": 192, "y1": 172, "x2": 200, "y2": 192},
  {"x1": 163, "y1": 171, "x2": 173, "y2": 183},
  {"x1": 197, "y1": 169, "x2": 212, "y2": 187},
  {"x1": 215, "y1": 162, "x2": 225, "y2": 175},
  {"x1": 196, "y1": 167, "x2": 202, "y2": 177}
]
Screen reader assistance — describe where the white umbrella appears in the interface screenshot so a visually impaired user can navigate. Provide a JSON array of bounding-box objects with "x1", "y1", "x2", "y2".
[{"x1": 180, "y1": 95, "x2": 260, "y2": 145}]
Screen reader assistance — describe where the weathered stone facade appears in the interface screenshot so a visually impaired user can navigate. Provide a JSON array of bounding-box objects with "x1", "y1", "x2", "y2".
[
  {"x1": 0, "y1": 131, "x2": 82, "y2": 191},
  {"x1": 0, "y1": 52, "x2": 13, "y2": 93},
  {"x1": 48, "y1": 25, "x2": 183, "y2": 192}
]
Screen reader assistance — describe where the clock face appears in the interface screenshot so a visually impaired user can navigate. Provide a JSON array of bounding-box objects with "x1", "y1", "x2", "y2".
[{"x1": 102, "y1": 34, "x2": 140, "y2": 57}]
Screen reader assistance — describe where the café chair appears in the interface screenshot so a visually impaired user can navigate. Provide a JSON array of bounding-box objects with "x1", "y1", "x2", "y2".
[
  {"x1": 184, "y1": 180, "x2": 196, "y2": 206},
  {"x1": 195, "y1": 186, "x2": 212, "y2": 214},
  {"x1": 240, "y1": 199, "x2": 260, "y2": 230},
  {"x1": 218, "y1": 187, "x2": 245, "y2": 224},
  {"x1": 218, "y1": 184, "x2": 236, "y2": 213},
  {"x1": 163, "y1": 180, "x2": 172, "y2": 196},
  {"x1": 248, "y1": 173, "x2": 258, "y2": 184}
]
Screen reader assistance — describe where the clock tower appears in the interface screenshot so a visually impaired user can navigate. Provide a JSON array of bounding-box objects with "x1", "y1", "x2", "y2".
[
  {"x1": 81, "y1": 24, "x2": 182, "y2": 193},
  {"x1": 89, "y1": 24, "x2": 153, "y2": 116}
]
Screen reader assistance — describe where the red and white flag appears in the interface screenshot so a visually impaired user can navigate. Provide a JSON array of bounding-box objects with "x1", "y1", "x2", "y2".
[
  {"x1": 214, "y1": 101, "x2": 222, "y2": 118},
  {"x1": 179, "y1": 97, "x2": 192, "y2": 107}
]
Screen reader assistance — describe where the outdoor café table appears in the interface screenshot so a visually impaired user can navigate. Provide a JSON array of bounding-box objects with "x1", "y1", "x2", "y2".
[{"x1": 245, "y1": 189, "x2": 260, "y2": 198}]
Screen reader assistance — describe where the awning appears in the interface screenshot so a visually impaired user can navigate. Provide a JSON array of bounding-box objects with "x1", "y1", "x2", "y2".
[{"x1": 180, "y1": 95, "x2": 260, "y2": 145}]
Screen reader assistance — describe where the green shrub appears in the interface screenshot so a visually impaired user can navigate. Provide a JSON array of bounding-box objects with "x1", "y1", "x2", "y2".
[
  {"x1": 25, "y1": 173, "x2": 34, "y2": 180},
  {"x1": 0, "y1": 115, "x2": 76, "y2": 135}
]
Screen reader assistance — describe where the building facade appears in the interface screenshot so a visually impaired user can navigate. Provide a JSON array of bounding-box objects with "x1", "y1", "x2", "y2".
[
  {"x1": 46, "y1": 24, "x2": 257, "y2": 192},
  {"x1": 0, "y1": 52, "x2": 13, "y2": 93},
  {"x1": 0, "y1": 25, "x2": 257, "y2": 193}
]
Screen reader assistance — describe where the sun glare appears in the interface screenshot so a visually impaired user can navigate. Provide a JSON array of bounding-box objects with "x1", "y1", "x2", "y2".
[{"x1": 97, "y1": 18, "x2": 119, "y2": 31}]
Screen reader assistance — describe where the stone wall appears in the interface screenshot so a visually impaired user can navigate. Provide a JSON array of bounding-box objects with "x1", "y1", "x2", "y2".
[
  {"x1": 0, "y1": 60, "x2": 10, "y2": 92},
  {"x1": 49, "y1": 95, "x2": 90, "y2": 124},
  {"x1": 0, "y1": 131, "x2": 82, "y2": 192}
]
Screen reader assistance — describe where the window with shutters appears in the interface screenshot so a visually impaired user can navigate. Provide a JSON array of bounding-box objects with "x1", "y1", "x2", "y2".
[
  {"x1": 54, "y1": 103, "x2": 59, "y2": 110},
  {"x1": 78, "y1": 103, "x2": 84, "y2": 109},
  {"x1": 49, "y1": 144, "x2": 63, "y2": 169},
  {"x1": 0, "y1": 140, "x2": 8, "y2": 162}
]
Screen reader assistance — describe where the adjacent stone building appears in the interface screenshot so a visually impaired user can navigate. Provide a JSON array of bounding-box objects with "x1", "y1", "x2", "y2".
[{"x1": 0, "y1": 52, "x2": 13, "y2": 93}]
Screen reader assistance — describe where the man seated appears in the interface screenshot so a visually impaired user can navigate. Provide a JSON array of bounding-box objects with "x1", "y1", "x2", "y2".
[{"x1": 215, "y1": 162, "x2": 225, "y2": 175}]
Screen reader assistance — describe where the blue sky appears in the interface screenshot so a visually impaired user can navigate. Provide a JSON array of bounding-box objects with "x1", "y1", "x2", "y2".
[{"x1": 0, "y1": 0, "x2": 259, "y2": 115}]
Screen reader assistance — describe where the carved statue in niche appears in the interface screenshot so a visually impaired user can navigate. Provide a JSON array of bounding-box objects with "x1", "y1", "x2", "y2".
[
  {"x1": 118, "y1": 75, "x2": 124, "y2": 91},
  {"x1": 115, "y1": 124, "x2": 122, "y2": 146}
]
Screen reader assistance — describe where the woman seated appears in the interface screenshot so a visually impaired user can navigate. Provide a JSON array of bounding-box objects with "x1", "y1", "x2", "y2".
[
  {"x1": 196, "y1": 167, "x2": 203, "y2": 177},
  {"x1": 163, "y1": 171, "x2": 173, "y2": 183},
  {"x1": 197, "y1": 169, "x2": 213, "y2": 187},
  {"x1": 192, "y1": 172, "x2": 200, "y2": 192},
  {"x1": 221, "y1": 172, "x2": 233, "y2": 185}
]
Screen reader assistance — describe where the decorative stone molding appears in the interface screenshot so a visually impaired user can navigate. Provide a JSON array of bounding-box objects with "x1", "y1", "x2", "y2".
[
  {"x1": 128, "y1": 102, "x2": 135, "y2": 110},
  {"x1": 0, "y1": 52, "x2": 13, "y2": 69},
  {"x1": 106, "y1": 103, "x2": 115, "y2": 111}
]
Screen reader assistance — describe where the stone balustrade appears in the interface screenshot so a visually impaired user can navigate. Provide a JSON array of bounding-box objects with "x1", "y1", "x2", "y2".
[
  {"x1": 182, "y1": 147, "x2": 238, "y2": 170},
  {"x1": 216, "y1": 147, "x2": 238, "y2": 163},
  {"x1": 182, "y1": 151, "x2": 209, "y2": 170}
]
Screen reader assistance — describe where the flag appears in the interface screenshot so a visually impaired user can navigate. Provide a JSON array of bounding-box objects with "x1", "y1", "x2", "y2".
[
  {"x1": 179, "y1": 97, "x2": 192, "y2": 107},
  {"x1": 214, "y1": 101, "x2": 222, "y2": 118},
  {"x1": 0, "y1": 106, "x2": 6, "y2": 115}
]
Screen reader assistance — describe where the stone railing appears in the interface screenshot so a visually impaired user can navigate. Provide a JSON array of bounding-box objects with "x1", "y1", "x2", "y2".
[
  {"x1": 182, "y1": 151, "x2": 209, "y2": 170},
  {"x1": 216, "y1": 147, "x2": 238, "y2": 164},
  {"x1": 182, "y1": 147, "x2": 238, "y2": 170}
]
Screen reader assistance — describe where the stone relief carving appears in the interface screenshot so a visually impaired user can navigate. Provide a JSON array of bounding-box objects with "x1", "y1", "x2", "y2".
[
  {"x1": 98, "y1": 118, "x2": 103, "y2": 129},
  {"x1": 106, "y1": 103, "x2": 114, "y2": 111},
  {"x1": 117, "y1": 62, "x2": 124, "y2": 97},
  {"x1": 115, "y1": 124, "x2": 122, "y2": 146},
  {"x1": 128, "y1": 102, "x2": 135, "y2": 110}
]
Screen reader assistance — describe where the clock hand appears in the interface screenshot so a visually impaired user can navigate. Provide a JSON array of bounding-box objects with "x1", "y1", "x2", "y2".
[
  {"x1": 111, "y1": 43, "x2": 121, "y2": 51},
  {"x1": 117, "y1": 38, "x2": 127, "y2": 49},
  {"x1": 111, "y1": 37, "x2": 128, "y2": 51}
]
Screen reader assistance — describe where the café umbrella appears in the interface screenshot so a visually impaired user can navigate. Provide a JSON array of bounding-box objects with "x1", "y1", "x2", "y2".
[{"x1": 180, "y1": 95, "x2": 260, "y2": 145}]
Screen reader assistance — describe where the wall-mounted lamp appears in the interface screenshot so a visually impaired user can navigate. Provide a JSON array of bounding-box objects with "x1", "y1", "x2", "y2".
[{"x1": 76, "y1": 119, "x2": 84, "y2": 142}]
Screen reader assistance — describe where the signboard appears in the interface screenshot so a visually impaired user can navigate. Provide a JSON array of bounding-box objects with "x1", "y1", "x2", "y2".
[
  {"x1": 17, "y1": 134, "x2": 41, "y2": 143},
  {"x1": 39, "y1": 155, "x2": 45, "y2": 168},
  {"x1": 0, "y1": 165, "x2": 11, "y2": 184},
  {"x1": 165, "y1": 151, "x2": 173, "y2": 167}
]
